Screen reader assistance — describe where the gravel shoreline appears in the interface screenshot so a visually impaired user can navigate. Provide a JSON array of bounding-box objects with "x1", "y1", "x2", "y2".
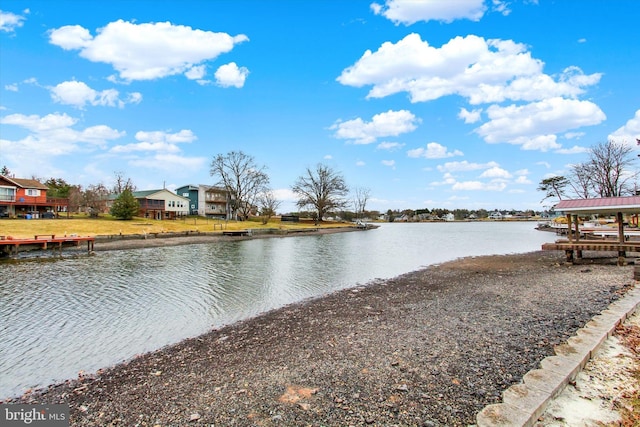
[{"x1": 7, "y1": 249, "x2": 636, "y2": 426}]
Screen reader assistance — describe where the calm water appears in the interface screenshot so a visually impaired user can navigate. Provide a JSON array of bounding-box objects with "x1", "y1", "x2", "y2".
[{"x1": 0, "y1": 222, "x2": 552, "y2": 399}]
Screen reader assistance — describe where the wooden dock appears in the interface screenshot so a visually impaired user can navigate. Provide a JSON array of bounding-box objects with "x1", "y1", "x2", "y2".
[
  {"x1": 0, "y1": 234, "x2": 95, "y2": 257},
  {"x1": 222, "y1": 230, "x2": 252, "y2": 237}
]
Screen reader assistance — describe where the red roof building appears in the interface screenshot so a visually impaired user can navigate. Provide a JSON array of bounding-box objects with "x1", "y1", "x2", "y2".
[
  {"x1": 554, "y1": 196, "x2": 640, "y2": 215},
  {"x1": 0, "y1": 175, "x2": 69, "y2": 218}
]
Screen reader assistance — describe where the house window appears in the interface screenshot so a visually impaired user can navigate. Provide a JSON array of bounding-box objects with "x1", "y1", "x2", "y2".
[
  {"x1": 0, "y1": 187, "x2": 16, "y2": 202},
  {"x1": 26, "y1": 189, "x2": 41, "y2": 197}
]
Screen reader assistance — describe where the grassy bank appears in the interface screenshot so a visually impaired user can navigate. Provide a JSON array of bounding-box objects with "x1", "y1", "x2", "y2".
[{"x1": 0, "y1": 215, "x2": 349, "y2": 239}]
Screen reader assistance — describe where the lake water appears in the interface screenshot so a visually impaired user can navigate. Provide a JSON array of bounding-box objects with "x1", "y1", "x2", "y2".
[{"x1": 0, "y1": 221, "x2": 553, "y2": 399}]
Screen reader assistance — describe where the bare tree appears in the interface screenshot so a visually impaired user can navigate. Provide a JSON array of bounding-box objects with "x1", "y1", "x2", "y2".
[
  {"x1": 538, "y1": 140, "x2": 638, "y2": 203},
  {"x1": 588, "y1": 140, "x2": 637, "y2": 197},
  {"x1": 210, "y1": 151, "x2": 270, "y2": 220},
  {"x1": 291, "y1": 164, "x2": 349, "y2": 223},
  {"x1": 258, "y1": 190, "x2": 281, "y2": 225},
  {"x1": 567, "y1": 163, "x2": 594, "y2": 199},
  {"x1": 353, "y1": 186, "x2": 371, "y2": 220},
  {"x1": 83, "y1": 183, "x2": 110, "y2": 217},
  {"x1": 112, "y1": 171, "x2": 136, "y2": 194}
]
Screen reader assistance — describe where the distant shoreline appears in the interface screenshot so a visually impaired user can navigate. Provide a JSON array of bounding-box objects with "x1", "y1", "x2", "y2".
[{"x1": 91, "y1": 225, "x2": 368, "y2": 251}]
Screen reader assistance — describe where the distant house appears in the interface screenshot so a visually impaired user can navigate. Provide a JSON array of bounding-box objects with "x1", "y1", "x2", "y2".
[
  {"x1": 489, "y1": 211, "x2": 503, "y2": 220},
  {"x1": 176, "y1": 184, "x2": 231, "y2": 219},
  {"x1": 444, "y1": 213, "x2": 455, "y2": 221},
  {"x1": 107, "y1": 188, "x2": 190, "y2": 220},
  {"x1": 0, "y1": 175, "x2": 69, "y2": 218}
]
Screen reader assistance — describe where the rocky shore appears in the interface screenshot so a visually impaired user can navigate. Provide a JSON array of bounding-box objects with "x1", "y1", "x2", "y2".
[{"x1": 7, "y1": 250, "x2": 636, "y2": 426}]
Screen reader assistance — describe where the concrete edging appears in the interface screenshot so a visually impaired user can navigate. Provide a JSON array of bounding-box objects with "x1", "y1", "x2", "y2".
[{"x1": 476, "y1": 285, "x2": 640, "y2": 427}]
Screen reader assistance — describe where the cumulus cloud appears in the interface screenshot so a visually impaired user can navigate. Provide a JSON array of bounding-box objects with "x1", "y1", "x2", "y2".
[
  {"x1": 50, "y1": 80, "x2": 142, "y2": 109},
  {"x1": 452, "y1": 180, "x2": 507, "y2": 191},
  {"x1": 475, "y1": 97, "x2": 606, "y2": 150},
  {"x1": 214, "y1": 62, "x2": 250, "y2": 88},
  {"x1": 0, "y1": 112, "x2": 124, "y2": 174},
  {"x1": 110, "y1": 129, "x2": 196, "y2": 153},
  {"x1": 407, "y1": 142, "x2": 463, "y2": 159},
  {"x1": 458, "y1": 107, "x2": 482, "y2": 124},
  {"x1": 381, "y1": 159, "x2": 396, "y2": 168},
  {"x1": 376, "y1": 141, "x2": 405, "y2": 151},
  {"x1": 609, "y1": 109, "x2": 640, "y2": 145},
  {"x1": 370, "y1": 0, "x2": 486, "y2": 25},
  {"x1": 48, "y1": 20, "x2": 248, "y2": 81},
  {"x1": 479, "y1": 166, "x2": 512, "y2": 179},
  {"x1": 437, "y1": 160, "x2": 499, "y2": 173},
  {"x1": 129, "y1": 153, "x2": 207, "y2": 171},
  {"x1": 110, "y1": 130, "x2": 205, "y2": 174},
  {"x1": 0, "y1": 9, "x2": 27, "y2": 33},
  {"x1": 331, "y1": 109, "x2": 419, "y2": 144},
  {"x1": 554, "y1": 145, "x2": 589, "y2": 154},
  {"x1": 337, "y1": 34, "x2": 601, "y2": 105}
]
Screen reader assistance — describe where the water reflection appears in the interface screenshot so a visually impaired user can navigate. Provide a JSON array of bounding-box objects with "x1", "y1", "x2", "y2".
[{"x1": 0, "y1": 222, "x2": 552, "y2": 399}]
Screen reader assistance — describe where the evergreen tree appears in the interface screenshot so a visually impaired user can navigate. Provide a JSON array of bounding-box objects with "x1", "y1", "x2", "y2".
[{"x1": 110, "y1": 189, "x2": 139, "y2": 220}]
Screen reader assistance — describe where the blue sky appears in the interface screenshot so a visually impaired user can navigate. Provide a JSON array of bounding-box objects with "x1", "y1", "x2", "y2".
[{"x1": 1, "y1": 0, "x2": 639, "y2": 214}]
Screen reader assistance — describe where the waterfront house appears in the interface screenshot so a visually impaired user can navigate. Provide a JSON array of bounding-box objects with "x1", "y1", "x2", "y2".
[
  {"x1": 0, "y1": 175, "x2": 69, "y2": 218},
  {"x1": 176, "y1": 184, "x2": 232, "y2": 219},
  {"x1": 107, "y1": 188, "x2": 190, "y2": 219}
]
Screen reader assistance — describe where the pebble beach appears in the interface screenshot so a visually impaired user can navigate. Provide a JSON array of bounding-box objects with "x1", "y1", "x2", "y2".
[{"x1": 7, "y1": 247, "x2": 636, "y2": 426}]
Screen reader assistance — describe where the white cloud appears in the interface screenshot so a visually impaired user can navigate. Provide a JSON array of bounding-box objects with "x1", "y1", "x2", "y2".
[
  {"x1": 50, "y1": 80, "x2": 142, "y2": 109},
  {"x1": 371, "y1": 0, "x2": 486, "y2": 25},
  {"x1": 609, "y1": 109, "x2": 640, "y2": 145},
  {"x1": 324, "y1": 154, "x2": 333, "y2": 160},
  {"x1": 0, "y1": 9, "x2": 27, "y2": 33},
  {"x1": 563, "y1": 131, "x2": 585, "y2": 139},
  {"x1": 49, "y1": 20, "x2": 248, "y2": 81},
  {"x1": 110, "y1": 142, "x2": 181, "y2": 154},
  {"x1": 430, "y1": 172, "x2": 457, "y2": 186},
  {"x1": 129, "y1": 153, "x2": 207, "y2": 173},
  {"x1": 110, "y1": 130, "x2": 196, "y2": 154},
  {"x1": 554, "y1": 145, "x2": 589, "y2": 154},
  {"x1": 452, "y1": 180, "x2": 507, "y2": 191},
  {"x1": 458, "y1": 107, "x2": 482, "y2": 124},
  {"x1": 515, "y1": 175, "x2": 531, "y2": 184},
  {"x1": 479, "y1": 166, "x2": 512, "y2": 179},
  {"x1": 376, "y1": 141, "x2": 405, "y2": 151},
  {"x1": 337, "y1": 34, "x2": 601, "y2": 105},
  {"x1": 437, "y1": 160, "x2": 499, "y2": 173},
  {"x1": 185, "y1": 65, "x2": 207, "y2": 80},
  {"x1": 381, "y1": 159, "x2": 396, "y2": 168},
  {"x1": 491, "y1": 0, "x2": 512, "y2": 16},
  {"x1": 0, "y1": 112, "x2": 124, "y2": 174},
  {"x1": 331, "y1": 109, "x2": 419, "y2": 144},
  {"x1": 475, "y1": 97, "x2": 605, "y2": 151},
  {"x1": 536, "y1": 161, "x2": 551, "y2": 169},
  {"x1": 215, "y1": 62, "x2": 249, "y2": 88},
  {"x1": 356, "y1": 160, "x2": 366, "y2": 166},
  {"x1": 407, "y1": 142, "x2": 463, "y2": 159},
  {"x1": 5, "y1": 84, "x2": 18, "y2": 92}
]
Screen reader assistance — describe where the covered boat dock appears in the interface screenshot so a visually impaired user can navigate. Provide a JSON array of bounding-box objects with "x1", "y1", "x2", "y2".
[{"x1": 541, "y1": 196, "x2": 640, "y2": 265}]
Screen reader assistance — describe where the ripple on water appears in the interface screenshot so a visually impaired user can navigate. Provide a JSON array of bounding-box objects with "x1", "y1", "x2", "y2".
[{"x1": 0, "y1": 222, "x2": 552, "y2": 399}]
